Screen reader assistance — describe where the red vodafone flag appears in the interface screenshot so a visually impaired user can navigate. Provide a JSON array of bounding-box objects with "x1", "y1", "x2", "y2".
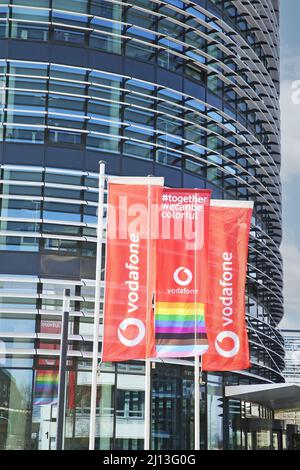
[
  {"x1": 202, "y1": 200, "x2": 253, "y2": 371},
  {"x1": 102, "y1": 177, "x2": 163, "y2": 362},
  {"x1": 155, "y1": 188, "x2": 211, "y2": 358}
]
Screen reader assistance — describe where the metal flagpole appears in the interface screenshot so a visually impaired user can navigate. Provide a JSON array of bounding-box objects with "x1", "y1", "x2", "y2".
[
  {"x1": 194, "y1": 355, "x2": 200, "y2": 450},
  {"x1": 89, "y1": 161, "x2": 106, "y2": 450},
  {"x1": 144, "y1": 358, "x2": 151, "y2": 450},
  {"x1": 56, "y1": 288, "x2": 70, "y2": 450},
  {"x1": 144, "y1": 177, "x2": 152, "y2": 451},
  {"x1": 194, "y1": 191, "x2": 200, "y2": 451}
]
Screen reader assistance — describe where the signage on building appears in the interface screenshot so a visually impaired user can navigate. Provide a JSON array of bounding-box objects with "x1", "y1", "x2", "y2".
[{"x1": 102, "y1": 182, "x2": 253, "y2": 371}]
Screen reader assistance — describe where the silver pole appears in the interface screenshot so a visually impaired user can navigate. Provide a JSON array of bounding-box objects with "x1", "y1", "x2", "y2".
[
  {"x1": 144, "y1": 178, "x2": 152, "y2": 450},
  {"x1": 194, "y1": 191, "x2": 200, "y2": 451},
  {"x1": 144, "y1": 358, "x2": 151, "y2": 450},
  {"x1": 89, "y1": 161, "x2": 106, "y2": 450},
  {"x1": 56, "y1": 289, "x2": 70, "y2": 450},
  {"x1": 194, "y1": 354, "x2": 200, "y2": 450}
]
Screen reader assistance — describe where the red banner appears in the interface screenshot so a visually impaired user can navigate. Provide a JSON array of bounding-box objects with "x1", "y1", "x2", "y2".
[
  {"x1": 202, "y1": 200, "x2": 253, "y2": 371},
  {"x1": 155, "y1": 188, "x2": 211, "y2": 358},
  {"x1": 102, "y1": 178, "x2": 163, "y2": 362}
]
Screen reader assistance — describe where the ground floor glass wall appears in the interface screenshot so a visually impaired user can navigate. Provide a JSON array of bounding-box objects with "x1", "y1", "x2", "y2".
[
  {"x1": 0, "y1": 361, "x2": 209, "y2": 450},
  {"x1": 0, "y1": 361, "x2": 295, "y2": 450}
]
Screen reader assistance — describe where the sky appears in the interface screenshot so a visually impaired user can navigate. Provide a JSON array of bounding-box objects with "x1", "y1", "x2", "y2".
[{"x1": 278, "y1": 0, "x2": 300, "y2": 329}]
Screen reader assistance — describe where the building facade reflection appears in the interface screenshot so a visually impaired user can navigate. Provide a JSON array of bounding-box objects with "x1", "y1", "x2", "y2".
[{"x1": 0, "y1": 0, "x2": 287, "y2": 450}]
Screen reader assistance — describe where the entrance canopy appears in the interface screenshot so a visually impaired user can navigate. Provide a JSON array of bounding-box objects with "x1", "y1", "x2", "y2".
[{"x1": 225, "y1": 383, "x2": 300, "y2": 410}]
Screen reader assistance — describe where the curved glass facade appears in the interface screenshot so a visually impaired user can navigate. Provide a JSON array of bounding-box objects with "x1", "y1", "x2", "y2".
[{"x1": 0, "y1": 0, "x2": 283, "y2": 450}]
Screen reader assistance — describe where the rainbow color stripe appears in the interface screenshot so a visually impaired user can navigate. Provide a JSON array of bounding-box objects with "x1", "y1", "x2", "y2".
[
  {"x1": 155, "y1": 301, "x2": 208, "y2": 358},
  {"x1": 33, "y1": 371, "x2": 59, "y2": 406}
]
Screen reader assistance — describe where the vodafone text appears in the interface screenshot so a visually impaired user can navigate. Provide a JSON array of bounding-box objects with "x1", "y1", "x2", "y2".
[
  {"x1": 167, "y1": 287, "x2": 198, "y2": 295},
  {"x1": 219, "y1": 252, "x2": 234, "y2": 326},
  {"x1": 124, "y1": 232, "x2": 140, "y2": 314},
  {"x1": 216, "y1": 252, "x2": 240, "y2": 358},
  {"x1": 117, "y1": 232, "x2": 146, "y2": 349}
]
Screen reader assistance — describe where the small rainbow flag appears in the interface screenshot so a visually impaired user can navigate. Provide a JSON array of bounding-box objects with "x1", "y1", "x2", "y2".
[
  {"x1": 155, "y1": 302, "x2": 208, "y2": 358},
  {"x1": 33, "y1": 370, "x2": 59, "y2": 406}
]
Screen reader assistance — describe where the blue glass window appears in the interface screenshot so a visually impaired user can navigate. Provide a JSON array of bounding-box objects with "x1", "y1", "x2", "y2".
[
  {"x1": 0, "y1": 236, "x2": 39, "y2": 251},
  {"x1": 5, "y1": 126, "x2": 44, "y2": 143},
  {"x1": 0, "y1": 6, "x2": 8, "y2": 38},
  {"x1": 9, "y1": 61, "x2": 48, "y2": 76},
  {"x1": 90, "y1": 17, "x2": 122, "y2": 53},
  {"x1": 0, "y1": 199, "x2": 41, "y2": 218},
  {"x1": 52, "y1": 0, "x2": 88, "y2": 14},
  {"x1": 43, "y1": 202, "x2": 82, "y2": 222},
  {"x1": 11, "y1": 6, "x2": 49, "y2": 41},
  {"x1": 45, "y1": 171, "x2": 82, "y2": 185},
  {"x1": 43, "y1": 238, "x2": 79, "y2": 253},
  {"x1": 86, "y1": 134, "x2": 120, "y2": 154},
  {"x1": 12, "y1": 0, "x2": 49, "y2": 6},
  {"x1": 90, "y1": 0, "x2": 121, "y2": 19},
  {"x1": 47, "y1": 128, "x2": 83, "y2": 146}
]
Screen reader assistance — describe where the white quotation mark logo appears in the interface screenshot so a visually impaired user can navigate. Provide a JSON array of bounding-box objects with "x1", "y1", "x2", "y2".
[
  {"x1": 118, "y1": 318, "x2": 146, "y2": 347},
  {"x1": 173, "y1": 267, "x2": 193, "y2": 286},
  {"x1": 215, "y1": 331, "x2": 240, "y2": 358}
]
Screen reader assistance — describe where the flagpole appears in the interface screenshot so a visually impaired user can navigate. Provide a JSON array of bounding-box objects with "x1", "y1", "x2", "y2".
[
  {"x1": 56, "y1": 289, "x2": 70, "y2": 450},
  {"x1": 194, "y1": 354, "x2": 200, "y2": 450},
  {"x1": 144, "y1": 177, "x2": 152, "y2": 451},
  {"x1": 194, "y1": 191, "x2": 200, "y2": 451},
  {"x1": 89, "y1": 160, "x2": 106, "y2": 451},
  {"x1": 144, "y1": 358, "x2": 151, "y2": 450}
]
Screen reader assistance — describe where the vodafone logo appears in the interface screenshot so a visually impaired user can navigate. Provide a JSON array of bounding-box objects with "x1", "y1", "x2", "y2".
[
  {"x1": 118, "y1": 318, "x2": 146, "y2": 347},
  {"x1": 215, "y1": 331, "x2": 240, "y2": 358},
  {"x1": 173, "y1": 267, "x2": 193, "y2": 286}
]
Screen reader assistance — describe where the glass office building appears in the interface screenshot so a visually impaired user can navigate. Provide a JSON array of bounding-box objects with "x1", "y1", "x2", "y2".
[
  {"x1": 281, "y1": 330, "x2": 300, "y2": 384},
  {"x1": 0, "y1": 0, "x2": 284, "y2": 450}
]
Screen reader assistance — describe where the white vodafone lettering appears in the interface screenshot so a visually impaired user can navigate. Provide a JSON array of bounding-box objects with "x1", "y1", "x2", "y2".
[
  {"x1": 118, "y1": 318, "x2": 146, "y2": 347},
  {"x1": 173, "y1": 267, "x2": 193, "y2": 286},
  {"x1": 120, "y1": 232, "x2": 145, "y2": 348},
  {"x1": 216, "y1": 252, "x2": 240, "y2": 358},
  {"x1": 124, "y1": 232, "x2": 140, "y2": 313},
  {"x1": 215, "y1": 331, "x2": 240, "y2": 358}
]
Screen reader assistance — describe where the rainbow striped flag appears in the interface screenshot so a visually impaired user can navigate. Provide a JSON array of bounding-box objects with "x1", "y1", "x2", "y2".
[
  {"x1": 33, "y1": 370, "x2": 59, "y2": 406},
  {"x1": 155, "y1": 302, "x2": 209, "y2": 358}
]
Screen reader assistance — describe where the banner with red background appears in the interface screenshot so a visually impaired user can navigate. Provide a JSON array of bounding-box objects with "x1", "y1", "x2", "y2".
[
  {"x1": 102, "y1": 178, "x2": 163, "y2": 362},
  {"x1": 155, "y1": 188, "x2": 211, "y2": 358},
  {"x1": 202, "y1": 200, "x2": 253, "y2": 371}
]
